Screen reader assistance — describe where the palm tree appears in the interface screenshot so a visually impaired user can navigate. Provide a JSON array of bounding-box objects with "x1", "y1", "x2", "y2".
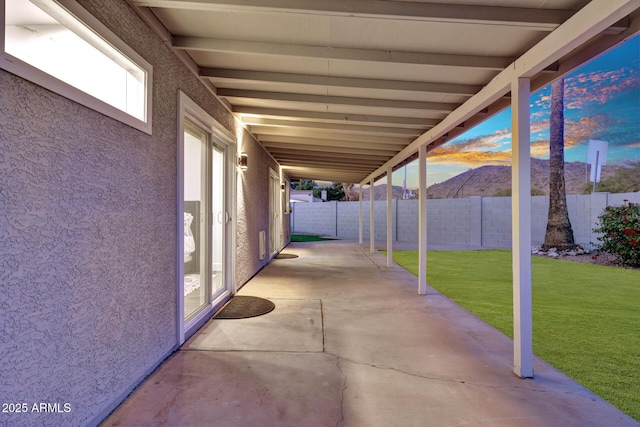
[{"x1": 543, "y1": 78, "x2": 576, "y2": 250}]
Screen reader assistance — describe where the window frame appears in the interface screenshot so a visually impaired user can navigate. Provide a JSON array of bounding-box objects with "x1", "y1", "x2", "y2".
[{"x1": 1, "y1": 0, "x2": 153, "y2": 134}]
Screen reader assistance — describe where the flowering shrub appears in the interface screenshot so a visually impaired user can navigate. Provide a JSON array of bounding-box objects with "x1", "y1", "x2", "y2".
[{"x1": 593, "y1": 200, "x2": 640, "y2": 267}]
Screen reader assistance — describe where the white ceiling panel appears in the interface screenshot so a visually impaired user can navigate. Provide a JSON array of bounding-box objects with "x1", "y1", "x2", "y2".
[{"x1": 130, "y1": 0, "x2": 639, "y2": 184}]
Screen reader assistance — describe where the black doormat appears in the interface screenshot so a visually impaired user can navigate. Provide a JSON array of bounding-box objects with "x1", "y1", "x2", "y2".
[
  {"x1": 275, "y1": 253, "x2": 299, "y2": 259},
  {"x1": 215, "y1": 296, "x2": 275, "y2": 319}
]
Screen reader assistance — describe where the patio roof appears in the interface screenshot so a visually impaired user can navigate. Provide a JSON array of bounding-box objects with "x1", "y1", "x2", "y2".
[{"x1": 130, "y1": 0, "x2": 640, "y2": 184}]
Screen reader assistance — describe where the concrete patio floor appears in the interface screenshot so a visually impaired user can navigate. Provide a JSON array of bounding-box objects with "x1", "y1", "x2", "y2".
[{"x1": 101, "y1": 241, "x2": 636, "y2": 427}]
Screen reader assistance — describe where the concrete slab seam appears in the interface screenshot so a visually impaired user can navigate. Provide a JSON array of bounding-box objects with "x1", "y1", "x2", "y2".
[
  {"x1": 324, "y1": 352, "x2": 588, "y2": 398},
  {"x1": 334, "y1": 356, "x2": 347, "y2": 427},
  {"x1": 179, "y1": 348, "x2": 324, "y2": 354},
  {"x1": 320, "y1": 299, "x2": 326, "y2": 353},
  {"x1": 356, "y1": 245, "x2": 385, "y2": 269}
]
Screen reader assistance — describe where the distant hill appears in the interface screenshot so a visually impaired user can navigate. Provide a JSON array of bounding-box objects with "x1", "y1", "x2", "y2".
[
  {"x1": 358, "y1": 159, "x2": 620, "y2": 200},
  {"x1": 425, "y1": 159, "x2": 619, "y2": 199},
  {"x1": 361, "y1": 184, "x2": 406, "y2": 201}
]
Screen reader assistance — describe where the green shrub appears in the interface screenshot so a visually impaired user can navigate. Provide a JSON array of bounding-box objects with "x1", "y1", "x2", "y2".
[{"x1": 593, "y1": 200, "x2": 640, "y2": 267}]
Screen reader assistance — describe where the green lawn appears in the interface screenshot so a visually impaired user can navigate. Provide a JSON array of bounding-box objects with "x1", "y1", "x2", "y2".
[
  {"x1": 290, "y1": 234, "x2": 338, "y2": 242},
  {"x1": 392, "y1": 250, "x2": 640, "y2": 421}
]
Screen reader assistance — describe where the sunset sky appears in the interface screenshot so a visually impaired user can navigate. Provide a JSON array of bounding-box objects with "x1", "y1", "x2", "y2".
[{"x1": 396, "y1": 34, "x2": 640, "y2": 188}]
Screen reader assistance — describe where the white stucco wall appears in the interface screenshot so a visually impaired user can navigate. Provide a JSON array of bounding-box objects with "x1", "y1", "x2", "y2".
[
  {"x1": 235, "y1": 133, "x2": 285, "y2": 286},
  {"x1": 0, "y1": 0, "x2": 282, "y2": 425}
]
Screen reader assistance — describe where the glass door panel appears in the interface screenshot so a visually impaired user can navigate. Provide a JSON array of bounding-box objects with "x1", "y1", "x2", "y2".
[
  {"x1": 211, "y1": 144, "x2": 225, "y2": 294},
  {"x1": 269, "y1": 170, "x2": 280, "y2": 257},
  {"x1": 183, "y1": 122, "x2": 210, "y2": 321}
]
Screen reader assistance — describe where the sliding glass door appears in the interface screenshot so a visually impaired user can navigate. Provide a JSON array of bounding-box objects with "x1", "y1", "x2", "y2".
[
  {"x1": 183, "y1": 121, "x2": 227, "y2": 323},
  {"x1": 211, "y1": 143, "x2": 225, "y2": 295},
  {"x1": 178, "y1": 92, "x2": 236, "y2": 343},
  {"x1": 183, "y1": 121, "x2": 211, "y2": 321}
]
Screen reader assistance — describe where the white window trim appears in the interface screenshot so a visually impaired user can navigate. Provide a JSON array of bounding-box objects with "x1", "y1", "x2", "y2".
[{"x1": 0, "y1": 0, "x2": 153, "y2": 134}]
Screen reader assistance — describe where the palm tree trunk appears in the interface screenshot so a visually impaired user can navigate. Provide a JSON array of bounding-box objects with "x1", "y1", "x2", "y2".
[{"x1": 543, "y1": 78, "x2": 576, "y2": 250}]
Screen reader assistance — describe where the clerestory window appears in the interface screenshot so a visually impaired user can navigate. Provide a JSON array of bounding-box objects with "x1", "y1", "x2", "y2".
[{"x1": 2, "y1": 0, "x2": 152, "y2": 134}]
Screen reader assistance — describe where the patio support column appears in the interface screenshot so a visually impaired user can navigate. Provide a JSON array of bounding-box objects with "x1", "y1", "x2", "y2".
[
  {"x1": 370, "y1": 178, "x2": 375, "y2": 253},
  {"x1": 418, "y1": 144, "x2": 428, "y2": 295},
  {"x1": 359, "y1": 184, "x2": 363, "y2": 244},
  {"x1": 386, "y1": 168, "x2": 393, "y2": 267},
  {"x1": 511, "y1": 77, "x2": 534, "y2": 378}
]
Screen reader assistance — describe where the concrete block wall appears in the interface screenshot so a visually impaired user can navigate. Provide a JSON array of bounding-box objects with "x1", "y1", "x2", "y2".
[
  {"x1": 428, "y1": 198, "x2": 471, "y2": 245},
  {"x1": 293, "y1": 201, "x2": 338, "y2": 237},
  {"x1": 568, "y1": 195, "x2": 591, "y2": 247},
  {"x1": 397, "y1": 200, "x2": 418, "y2": 242},
  {"x1": 531, "y1": 196, "x2": 550, "y2": 245},
  {"x1": 481, "y1": 197, "x2": 512, "y2": 248},
  {"x1": 292, "y1": 191, "x2": 640, "y2": 250},
  {"x1": 345, "y1": 201, "x2": 395, "y2": 241},
  {"x1": 337, "y1": 201, "x2": 359, "y2": 239}
]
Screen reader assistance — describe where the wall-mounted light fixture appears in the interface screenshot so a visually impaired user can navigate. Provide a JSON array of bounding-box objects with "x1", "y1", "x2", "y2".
[{"x1": 238, "y1": 152, "x2": 248, "y2": 171}]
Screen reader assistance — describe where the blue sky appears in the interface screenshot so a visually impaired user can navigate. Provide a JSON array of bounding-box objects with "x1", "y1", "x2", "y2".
[{"x1": 396, "y1": 34, "x2": 640, "y2": 188}]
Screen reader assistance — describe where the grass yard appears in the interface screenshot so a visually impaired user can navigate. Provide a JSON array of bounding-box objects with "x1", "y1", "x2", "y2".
[
  {"x1": 392, "y1": 250, "x2": 640, "y2": 421},
  {"x1": 290, "y1": 234, "x2": 338, "y2": 242}
]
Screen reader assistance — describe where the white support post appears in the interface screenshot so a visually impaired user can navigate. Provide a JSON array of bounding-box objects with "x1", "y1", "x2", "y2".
[
  {"x1": 511, "y1": 77, "x2": 533, "y2": 379},
  {"x1": 359, "y1": 184, "x2": 363, "y2": 244},
  {"x1": 370, "y1": 179, "x2": 375, "y2": 253},
  {"x1": 386, "y1": 168, "x2": 393, "y2": 267},
  {"x1": 418, "y1": 144, "x2": 428, "y2": 295}
]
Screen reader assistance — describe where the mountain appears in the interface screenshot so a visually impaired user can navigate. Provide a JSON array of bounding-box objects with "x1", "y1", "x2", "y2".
[
  {"x1": 425, "y1": 159, "x2": 619, "y2": 199},
  {"x1": 360, "y1": 184, "x2": 406, "y2": 201}
]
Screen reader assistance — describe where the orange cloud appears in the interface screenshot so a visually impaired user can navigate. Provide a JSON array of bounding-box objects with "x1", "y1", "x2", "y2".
[
  {"x1": 564, "y1": 114, "x2": 610, "y2": 147},
  {"x1": 530, "y1": 119, "x2": 549, "y2": 134},
  {"x1": 530, "y1": 140, "x2": 550, "y2": 157},
  {"x1": 428, "y1": 149, "x2": 513, "y2": 166},
  {"x1": 428, "y1": 128, "x2": 513, "y2": 167},
  {"x1": 564, "y1": 68, "x2": 640, "y2": 109}
]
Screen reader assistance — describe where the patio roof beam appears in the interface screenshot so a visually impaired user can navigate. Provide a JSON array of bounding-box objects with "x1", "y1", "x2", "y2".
[
  {"x1": 243, "y1": 118, "x2": 424, "y2": 137},
  {"x1": 219, "y1": 89, "x2": 459, "y2": 112},
  {"x1": 261, "y1": 140, "x2": 401, "y2": 154},
  {"x1": 283, "y1": 165, "x2": 367, "y2": 175},
  {"x1": 173, "y1": 37, "x2": 514, "y2": 70},
  {"x1": 268, "y1": 148, "x2": 394, "y2": 161},
  {"x1": 256, "y1": 130, "x2": 410, "y2": 145},
  {"x1": 283, "y1": 171, "x2": 370, "y2": 181},
  {"x1": 233, "y1": 107, "x2": 439, "y2": 127},
  {"x1": 277, "y1": 159, "x2": 378, "y2": 171},
  {"x1": 258, "y1": 134, "x2": 406, "y2": 149},
  {"x1": 134, "y1": 0, "x2": 577, "y2": 31},
  {"x1": 262, "y1": 142, "x2": 399, "y2": 157},
  {"x1": 202, "y1": 68, "x2": 483, "y2": 97}
]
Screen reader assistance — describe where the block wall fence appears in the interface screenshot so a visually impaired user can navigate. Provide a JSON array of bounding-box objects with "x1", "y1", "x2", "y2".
[{"x1": 291, "y1": 192, "x2": 640, "y2": 249}]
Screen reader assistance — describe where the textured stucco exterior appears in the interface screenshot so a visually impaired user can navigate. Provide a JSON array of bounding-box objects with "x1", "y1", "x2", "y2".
[
  {"x1": 235, "y1": 135, "x2": 285, "y2": 286},
  {"x1": 0, "y1": 1, "x2": 285, "y2": 425}
]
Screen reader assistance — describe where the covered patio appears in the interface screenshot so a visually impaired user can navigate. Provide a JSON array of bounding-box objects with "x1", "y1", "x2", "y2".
[
  {"x1": 4, "y1": 1, "x2": 640, "y2": 425},
  {"x1": 102, "y1": 240, "x2": 636, "y2": 426},
  {"x1": 130, "y1": 0, "x2": 640, "y2": 378}
]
